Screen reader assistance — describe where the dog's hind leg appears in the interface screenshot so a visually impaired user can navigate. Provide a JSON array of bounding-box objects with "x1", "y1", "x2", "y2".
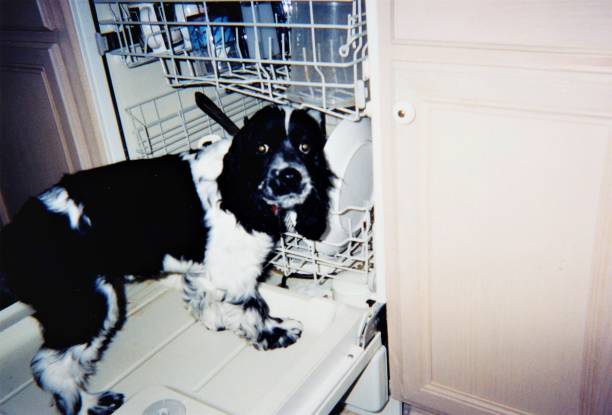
[
  {"x1": 31, "y1": 276, "x2": 126, "y2": 415},
  {"x1": 31, "y1": 347, "x2": 124, "y2": 415}
]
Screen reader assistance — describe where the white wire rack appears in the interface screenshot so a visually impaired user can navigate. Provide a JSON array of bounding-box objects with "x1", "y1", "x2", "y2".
[
  {"x1": 126, "y1": 88, "x2": 265, "y2": 157},
  {"x1": 94, "y1": 0, "x2": 368, "y2": 121},
  {"x1": 270, "y1": 204, "x2": 375, "y2": 292}
]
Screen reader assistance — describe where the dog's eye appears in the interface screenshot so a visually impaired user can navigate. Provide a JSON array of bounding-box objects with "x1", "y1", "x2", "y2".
[
  {"x1": 256, "y1": 144, "x2": 269, "y2": 154},
  {"x1": 298, "y1": 143, "x2": 311, "y2": 154}
]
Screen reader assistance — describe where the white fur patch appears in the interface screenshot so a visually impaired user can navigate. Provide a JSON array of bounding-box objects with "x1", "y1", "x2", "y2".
[
  {"x1": 195, "y1": 134, "x2": 223, "y2": 149},
  {"x1": 187, "y1": 138, "x2": 233, "y2": 183},
  {"x1": 31, "y1": 348, "x2": 83, "y2": 408},
  {"x1": 203, "y1": 203, "x2": 275, "y2": 301},
  {"x1": 282, "y1": 106, "x2": 294, "y2": 135},
  {"x1": 162, "y1": 256, "x2": 223, "y2": 298},
  {"x1": 284, "y1": 210, "x2": 297, "y2": 232},
  {"x1": 38, "y1": 186, "x2": 90, "y2": 230},
  {"x1": 189, "y1": 166, "x2": 275, "y2": 302},
  {"x1": 162, "y1": 255, "x2": 198, "y2": 274},
  {"x1": 81, "y1": 278, "x2": 120, "y2": 366}
]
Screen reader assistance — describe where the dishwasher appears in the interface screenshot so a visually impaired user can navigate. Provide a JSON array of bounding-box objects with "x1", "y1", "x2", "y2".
[{"x1": 0, "y1": 1, "x2": 391, "y2": 414}]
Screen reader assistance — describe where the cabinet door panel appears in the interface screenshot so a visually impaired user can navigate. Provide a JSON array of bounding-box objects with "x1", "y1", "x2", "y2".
[
  {"x1": 0, "y1": 0, "x2": 54, "y2": 32},
  {"x1": 388, "y1": 75, "x2": 611, "y2": 415},
  {"x1": 397, "y1": 97, "x2": 608, "y2": 415},
  {"x1": 0, "y1": 45, "x2": 75, "y2": 218},
  {"x1": 0, "y1": 0, "x2": 106, "y2": 224},
  {"x1": 371, "y1": 2, "x2": 612, "y2": 414},
  {"x1": 393, "y1": 0, "x2": 612, "y2": 51}
]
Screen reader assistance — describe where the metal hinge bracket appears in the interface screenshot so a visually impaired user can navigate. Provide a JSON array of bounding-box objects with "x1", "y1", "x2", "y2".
[{"x1": 357, "y1": 302, "x2": 386, "y2": 349}]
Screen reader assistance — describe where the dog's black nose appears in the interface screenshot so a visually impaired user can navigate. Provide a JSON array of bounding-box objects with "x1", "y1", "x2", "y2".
[
  {"x1": 279, "y1": 168, "x2": 301, "y2": 185},
  {"x1": 276, "y1": 168, "x2": 302, "y2": 193}
]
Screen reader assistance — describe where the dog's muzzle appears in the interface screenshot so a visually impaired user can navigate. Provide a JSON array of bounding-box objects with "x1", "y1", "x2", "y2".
[
  {"x1": 271, "y1": 167, "x2": 303, "y2": 195},
  {"x1": 262, "y1": 164, "x2": 312, "y2": 210}
]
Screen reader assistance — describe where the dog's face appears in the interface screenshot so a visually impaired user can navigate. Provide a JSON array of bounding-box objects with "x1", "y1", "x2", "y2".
[
  {"x1": 256, "y1": 109, "x2": 323, "y2": 210},
  {"x1": 217, "y1": 106, "x2": 333, "y2": 240}
]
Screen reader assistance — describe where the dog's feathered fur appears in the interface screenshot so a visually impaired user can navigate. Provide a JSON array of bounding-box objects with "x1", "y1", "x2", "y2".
[{"x1": 0, "y1": 105, "x2": 332, "y2": 415}]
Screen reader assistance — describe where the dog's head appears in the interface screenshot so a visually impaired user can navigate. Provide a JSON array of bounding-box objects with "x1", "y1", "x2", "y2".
[{"x1": 217, "y1": 106, "x2": 333, "y2": 240}]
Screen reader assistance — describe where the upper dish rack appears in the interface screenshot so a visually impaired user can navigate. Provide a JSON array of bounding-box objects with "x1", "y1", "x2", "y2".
[{"x1": 93, "y1": 0, "x2": 368, "y2": 121}]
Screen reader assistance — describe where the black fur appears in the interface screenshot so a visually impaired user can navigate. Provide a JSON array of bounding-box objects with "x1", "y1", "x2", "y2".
[
  {"x1": 1, "y1": 156, "x2": 204, "y2": 349},
  {"x1": 87, "y1": 391, "x2": 124, "y2": 415}
]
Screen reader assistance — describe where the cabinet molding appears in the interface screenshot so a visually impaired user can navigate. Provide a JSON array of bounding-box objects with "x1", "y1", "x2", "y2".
[
  {"x1": 0, "y1": 0, "x2": 55, "y2": 32},
  {"x1": 392, "y1": 0, "x2": 612, "y2": 55}
]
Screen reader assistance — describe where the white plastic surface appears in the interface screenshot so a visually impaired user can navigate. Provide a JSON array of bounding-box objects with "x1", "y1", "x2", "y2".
[
  {"x1": 332, "y1": 272, "x2": 372, "y2": 308},
  {"x1": 142, "y1": 398, "x2": 186, "y2": 415},
  {"x1": 0, "y1": 283, "x2": 375, "y2": 415},
  {"x1": 118, "y1": 386, "x2": 224, "y2": 415},
  {"x1": 345, "y1": 346, "x2": 389, "y2": 412}
]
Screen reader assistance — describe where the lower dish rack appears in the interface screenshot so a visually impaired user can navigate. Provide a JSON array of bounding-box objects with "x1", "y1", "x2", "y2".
[
  {"x1": 126, "y1": 88, "x2": 376, "y2": 302},
  {"x1": 270, "y1": 204, "x2": 375, "y2": 298}
]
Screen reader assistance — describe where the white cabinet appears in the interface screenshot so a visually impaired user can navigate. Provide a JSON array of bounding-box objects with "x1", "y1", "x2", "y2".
[{"x1": 369, "y1": 1, "x2": 612, "y2": 414}]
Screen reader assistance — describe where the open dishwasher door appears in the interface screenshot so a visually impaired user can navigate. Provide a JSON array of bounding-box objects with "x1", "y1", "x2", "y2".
[
  {"x1": 104, "y1": 283, "x2": 385, "y2": 415},
  {"x1": 0, "y1": 282, "x2": 386, "y2": 415}
]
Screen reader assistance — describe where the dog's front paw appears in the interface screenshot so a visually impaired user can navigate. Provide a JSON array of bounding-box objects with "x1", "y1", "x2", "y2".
[
  {"x1": 253, "y1": 318, "x2": 303, "y2": 350},
  {"x1": 87, "y1": 391, "x2": 124, "y2": 415},
  {"x1": 199, "y1": 300, "x2": 227, "y2": 332}
]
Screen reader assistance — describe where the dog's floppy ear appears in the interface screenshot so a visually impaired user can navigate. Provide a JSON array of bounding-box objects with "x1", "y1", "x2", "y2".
[
  {"x1": 291, "y1": 108, "x2": 332, "y2": 239},
  {"x1": 293, "y1": 192, "x2": 330, "y2": 241},
  {"x1": 306, "y1": 109, "x2": 326, "y2": 140}
]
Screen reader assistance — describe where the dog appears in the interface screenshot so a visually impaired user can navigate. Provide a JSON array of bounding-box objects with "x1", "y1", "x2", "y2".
[{"x1": 0, "y1": 100, "x2": 333, "y2": 415}]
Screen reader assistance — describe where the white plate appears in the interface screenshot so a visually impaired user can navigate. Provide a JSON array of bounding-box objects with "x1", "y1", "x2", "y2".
[{"x1": 320, "y1": 118, "x2": 373, "y2": 254}]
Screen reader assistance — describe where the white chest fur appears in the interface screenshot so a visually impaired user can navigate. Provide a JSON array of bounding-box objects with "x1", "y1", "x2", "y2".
[
  {"x1": 169, "y1": 138, "x2": 275, "y2": 301},
  {"x1": 202, "y1": 205, "x2": 274, "y2": 301}
]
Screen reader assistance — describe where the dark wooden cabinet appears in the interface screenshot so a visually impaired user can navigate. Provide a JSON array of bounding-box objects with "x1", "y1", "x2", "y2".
[{"x1": 0, "y1": 0, "x2": 106, "y2": 222}]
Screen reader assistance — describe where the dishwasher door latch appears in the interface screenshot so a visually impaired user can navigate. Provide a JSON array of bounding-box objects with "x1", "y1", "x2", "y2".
[
  {"x1": 95, "y1": 32, "x2": 110, "y2": 56},
  {"x1": 358, "y1": 302, "x2": 386, "y2": 349}
]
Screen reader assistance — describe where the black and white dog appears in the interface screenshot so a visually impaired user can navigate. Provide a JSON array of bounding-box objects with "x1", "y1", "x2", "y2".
[{"x1": 0, "y1": 98, "x2": 333, "y2": 415}]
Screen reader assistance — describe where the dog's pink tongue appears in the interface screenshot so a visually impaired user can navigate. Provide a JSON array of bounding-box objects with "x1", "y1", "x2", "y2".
[{"x1": 271, "y1": 204, "x2": 279, "y2": 216}]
